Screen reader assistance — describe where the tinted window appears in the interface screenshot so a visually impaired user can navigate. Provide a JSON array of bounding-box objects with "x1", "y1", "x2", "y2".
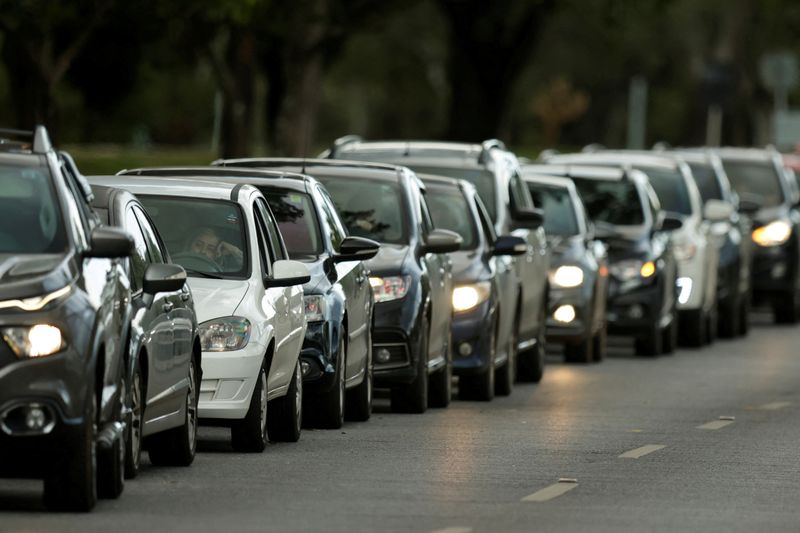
[
  {"x1": 125, "y1": 208, "x2": 150, "y2": 291},
  {"x1": 257, "y1": 198, "x2": 287, "y2": 261},
  {"x1": 140, "y1": 196, "x2": 248, "y2": 279},
  {"x1": 527, "y1": 183, "x2": 580, "y2": 237},
  {"x1": 316, "y1": 176, "x2": 408, "y2": 244},
  {"x1": 317, "y1": 189, "x2": 346, "y2": 250},
  {"x1": 687, "y1": 163, "x2": 723, "y2": 202},
  {"x1": 411, "y1": 166, "x2": 497, "y2": 222},
  {"x1": 571, "y1": 178, "x2": 645, "y2": 226},
  {"x1": 0, "y1": 164, "x2": 67, "y2": 254},
  {"x1": 722, "y1": 159, "x2": 785, "y2": 207},
  {"x1": 133, "y1": 206, "x2": 165, "y2": 264},
  {"x1": 425, "y1": 185, "x2": 478, "y2": 249},
  {"x1": 639, "y1": 167, "x2": 692, "y2": 216},
  {"x1": 474, "y1": 195, "x2": 496, "y2": 242},
  {"x1": 262, "y1": 190, "x2": 322, "y2": 259}
]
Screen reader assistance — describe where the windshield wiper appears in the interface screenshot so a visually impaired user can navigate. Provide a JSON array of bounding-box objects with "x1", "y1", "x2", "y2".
[{"x1": 183, "y1": 268, "x2": 224, "y2": 280}]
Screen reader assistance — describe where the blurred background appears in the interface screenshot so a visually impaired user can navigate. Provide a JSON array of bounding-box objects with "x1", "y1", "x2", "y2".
[{"x1": 1, "y1": 0, "x2": 799, "y2": 172}]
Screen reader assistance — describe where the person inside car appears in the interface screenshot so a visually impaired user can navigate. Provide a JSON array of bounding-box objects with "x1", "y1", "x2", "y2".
[{"x1": 186, "y1": 226, "x2": 243, "y2": 270}]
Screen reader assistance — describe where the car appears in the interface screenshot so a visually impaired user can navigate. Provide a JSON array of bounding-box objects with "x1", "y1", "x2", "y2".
[
  {"x1": 665, "y1": 149, "x2": 753, "y2": 337},
  {"x1": 520, "y1": 170, "x2": 610, "y2": 363},
  {"x1": 322, "y1": 137, "x2": 550, "y2": 383},
  {"x1": 418, "y1": 174, "x2": 527, "y2": 400},
  {"x1": 545, "y1": 151, "x2": 727, "y2": 347},
  {"x1": 0, "y1": 126, "x2": 133, "y2": 511},
  {"x1": 114, "y1": 167, "x2": 379, "y2": 429},
  {"x1": 88, "y1": 183, "x2": 201, "y2": 478},
  {"x1": 714, "y1": 147, "x2": 800, "y2": 323},
  {"x1": 215, "y1": 158, "x2": 461, "y2": 413},
  {"x1": 92, "y1": 172, "x2": 310, "y2": 452},
  {"x1": 532, "y1": 164, "x2": 680, "y2": 356}
]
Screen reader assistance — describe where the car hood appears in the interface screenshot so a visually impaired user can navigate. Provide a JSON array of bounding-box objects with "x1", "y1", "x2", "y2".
[
  {"x1": 0, "y1": 252, "x2": 74, "y2": 301},
  {"x1": 547, "y1": 235, "x2": 585, "y2": 265},
  {"x1": 598, "y1": 228, "x2": 651, "y2": 261},
  {"x1": 364, "y1": 244, "x2": 410, "y2": 276},
  {"x1": 187, "y1": 277, "x2": 250, "y2": 323}
]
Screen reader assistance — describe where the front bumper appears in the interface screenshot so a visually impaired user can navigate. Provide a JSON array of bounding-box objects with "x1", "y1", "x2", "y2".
[
  {"x1": 450, "y1": 301, "x2": 495, "y2": 376},
  {"x1": 605, "y1": 277, "x2": 665, "y2": 338},
  {"x1": 299, "y1": 321, "x2": 337, "y2": 394},
  {"x1": 751, "y1": 242, "x2": 798, "y2": 302},
  {"x1": 198, "y1": 341, "x2": 268, "y2": 420},
  {"x1": 546, "y1": 287, "x2": 593, "y2": 343},
  {"x1": 371, "y1": 295, "x2": 423, "y2": 387},
  {"x1": 0, "y1": 412, "x2": 85, "y2": 479}
]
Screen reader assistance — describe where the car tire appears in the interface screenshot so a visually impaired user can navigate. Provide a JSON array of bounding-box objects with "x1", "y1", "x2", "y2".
[
  {"x1": 737, "y1": 292, "x2": 750, "y2": 336},
  {"x1": 98, "y1": 374, "x2": 125, "y2": 500},
  {"x1": 773, "y1": 290, "x2": 800, "y2": 324},
  {"x1": 634, "y1": 323, "x2": 663, "y2": 356},
  {"x1": 428, "y1": 331, "x2": 452, "y2": 408},
  {"x1": 661, "y1": 312, "x2": 678, "y2": 355},
  {"x1": 705, "y1": 301, "x2": 718, "y2": 345},
  {"x1": 678, "y1": 309, "x2": 706, "y2": 347},
  {"x1": 267, "y1": 359, "x2": 303, "y2": 442},
  {"x1": 314, "y1": 335, "x2": 346, "y2": 429},
  {"x1": 124, "y1": 363, "x2": 144, "y2": 479},
  {"x1": 345, "y1": 340, "x2": 372, "y2": 422},
  {"x1": 231, "y1": 361, "x2": 269, "y2": 452},
  {"x1": 495, "y1": 314, "x2": 518, "y2": 396},
  {"x1": 592, "y1": 322, "x2": 607, "y2": 362},
  {"x1": 517, "y1": 299, "x2": 546, "y2": 383},
  {"x1": 718, "y1": 294, "x2": 741, "y2": 339},
  {"x1": 564, "y1": 337, "x2": 593, "y2": 363},
  {"x1": 44, "y1": 385, "x2": 97, "y2": 512},
  {"x1": 390, "y1": 318, "x2": 429, "y2": 414},
  {"x1": 148, "y1": 358, "x2": 199, "y2": 465}
]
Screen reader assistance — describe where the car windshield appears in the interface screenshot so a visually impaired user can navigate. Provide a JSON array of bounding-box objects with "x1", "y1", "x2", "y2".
[
  {"x1": 412, "y1": 166, "x2": 497, "y2": 222},
  {"x1": 526, "y1": 183, "x2": 580, "y2": 236},
  {"x1": 721, "y1": 159, "x2": 785, "y2": 207},
  {"x1": 0, "y1": 163, "x2": 66, "y2": 254},
  {"x1": 315, "y1": 176, "x2": 407, "y2": 244},
  {"x1": 638, "y1": 167, "x2": 692, "y2": 216},
  {"x1": 571, "y1": 177, "x2": 645, "y2": 226},
  {"x1": 139, "y1": 196, "x2": 248, "y2": 279},
  {"x1": 261, "y1": 190, "x2": 322, "y2": 259},
  {"x1": 424, "y1": 185, "x2": 478, "y2": 249},
  {"x1": 687, "y1": 163, "x2": 723, "y2": 202}
]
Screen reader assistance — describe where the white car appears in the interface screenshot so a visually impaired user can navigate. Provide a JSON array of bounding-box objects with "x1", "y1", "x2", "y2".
[{"x1": 91, "y1": 174, "x2": 310, "y2": 452}]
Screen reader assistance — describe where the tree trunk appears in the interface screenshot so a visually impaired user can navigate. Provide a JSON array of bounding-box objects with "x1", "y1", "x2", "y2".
[{"x1": 216, "y1": 31, "x2": 258, "y2": 159}]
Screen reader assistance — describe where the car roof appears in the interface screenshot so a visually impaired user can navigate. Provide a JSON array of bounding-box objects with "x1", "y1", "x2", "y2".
[
  {"x1": 218, "y1": 158, "x2": 407, "y2": 184},
  {"x1": 119, "y1": 166, "x2": 306, "y2": 181},
  {"x1": 215, "y1": 157, "x2": 403, "y2": 174},
  {"x1": 711, "y1": 147, "x2": 779, "y2": 162},
  {"x1": 522, "y1": 163, "x2": 629, "y2": 181},
  {"x1": 87, "y1": 174, "x2": 257, "y2": 202},
  {"x1": 546, "y1": 151, "x2": 681, "y2": 170},
  {"x1": 520, "y1": 173, "x2": 575, "y2": 189}
]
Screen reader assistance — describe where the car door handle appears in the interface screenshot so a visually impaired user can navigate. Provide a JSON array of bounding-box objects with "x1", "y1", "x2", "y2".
[{"x1": 162, "y1": 301, "x2": 174, "y2": 314}]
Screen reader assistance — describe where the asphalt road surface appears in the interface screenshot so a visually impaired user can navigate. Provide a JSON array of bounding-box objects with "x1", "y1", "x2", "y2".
[{"x1": 2, "y1": 312, "x2": 799, "y2": 532}]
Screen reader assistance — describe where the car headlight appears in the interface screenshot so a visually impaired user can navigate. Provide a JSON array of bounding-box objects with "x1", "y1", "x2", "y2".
[
  {"x1": 0, "y1": 285, "x2": 71, "y2": 312},
  {"x1": 609, "y1": 260, "x2": 656, "y2": 281},
  {"x1": 369, "y1": 276, "x2": 411, "y2": 303},
  {"x1": 452, "y1": 281, "x2": 492, "y2": 313},
  {"x1": 2, "y1": 325, "x2": 65, "y2": 358},
  {"x1": 199, "y1": 317, "x2": 251, "y2": 352},
  {"x1": 673, "y1": 243, "x2": 697, "y2": 261},
  {"x1": 548, "y1": 265, "x2": 584, "y2": 288},
  {"x1": 304, "y1": 295, "x2": 327, "y2": 322},
  {"x1": 752, "y1": 220, "x2": 792, "y2": 247}
]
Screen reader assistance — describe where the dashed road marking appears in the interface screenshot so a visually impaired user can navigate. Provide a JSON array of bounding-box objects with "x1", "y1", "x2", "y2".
[
  {"x1": 522, "y1": 479, "x2": 579, "y2": 502},
  {"x1": 758, "y1": 401, "x2": 791, "y2": 411},
  {"x1": 697, "y1": 419, "x2": 734, "y2": 430},
  {"x1": 618, "y1": 444, "x2": 666, "y2": 459},
  {"x1": 430, "y1": 528, "x2": 473, "y2": 533}
]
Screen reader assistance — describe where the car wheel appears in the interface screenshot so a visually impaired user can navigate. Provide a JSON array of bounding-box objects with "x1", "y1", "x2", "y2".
[
  {"x1": 428, "y1": 330, "x2": 452, "y2": 408},
  {"x1": 345, "y1": 339, "x2": 372, "y2": 422},
  {"x1": 661, "y1": 311, "x2": 678, "y2": 355},
  {"x1": 231, "y1": 361, "x2": 269, "y2": 452},
  {"x1": 678, "y1": 309, "x2": 706, "y2": 347},
  {"x1": 390, "y1": 318, "x2": 429, "y2": 414},
  {"x1": 148, "y1": 358, "x2": 199, "y2": 465},
  {"x1": 737, "y1": 292, "x2": 750, "y2": 336},
  {"x1": 98, "y1": 374, "x2": 125, "y2": 500},
  {"x1": 517, "y1": 299, "x2": 546, "y2": 382},
  {"x1": 592, "y1": 322, "x2": 608, "y2": 362},
  {"x1": 124, "y1": 363, "x2": 143, "y2": 479},
  {"x1": 634, "y1": 322, "x2": 663, "y2": 357},
  {"x1": 773, "y1": 290, "x2": 800, "y2": 324},
  {"x1": 718, "y1": 293, "x2": 741, "y2": 339},
  {"x1": 564, "y1": 336, "x2": 593, "y2": 363},
  {"x1": 44, "y1": 384, "x2": 97, "y2": 512},
  {"x1": 495, "y1": 313, "x2": 518, "y2": 396},
  {"x1": 705, "y1": 301, "x2": 718, "y2": 345},
  {"x1": 267, "y1": 359, "x2": 303, "y2": 442},
  {"x1": 314, "y1": 335, "x2": 346, "y2": 429}
]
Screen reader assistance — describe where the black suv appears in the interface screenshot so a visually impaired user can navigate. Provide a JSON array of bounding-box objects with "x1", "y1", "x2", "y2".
[{"x1": 0, "y1": 127, "x2": 133, "y2": 511}]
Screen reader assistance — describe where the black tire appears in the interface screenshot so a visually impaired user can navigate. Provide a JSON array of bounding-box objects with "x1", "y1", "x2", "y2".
[
  {"x1": 495, "y1": 313, "x2": 518, "y2": 396},
  {"x1": 428, "y1": 328, "x2": 452, "y2": 407},
  {"x1": 148, "y1": 358, "x2": 199, "y2": 465},
  {"x1": 517, "y1": 299, "x2": 546, "y2": 383},
  {"x1": 267, "y1": 359, "x2": 303, "y2": 442},
  {"x1": 678, "y1": 309, "x2": 706, "y2": 348},
  {"x1": 564, "y1": 337, "x2": 593, "y2": 363},
  {"x1": 661, "y1": 314, "x2": 677, "y2": 355},
  {"x1": 634, "y1": 323, "x2": 663, "y2": 356},
  {"x1": 312, "y1": 335, "x2": 346, "y2": 429},
  {"x1": 592, "y1": 322, "x2": 607, "y2": 362},
  {"x1": 124, "y1": 363, "x2": 143, "y2": 479},
  {"x1": 773, "y1": 291, "x2": 800, "y2": 324},
  {"x1": 231, "y1": 361, "x2": 269, "y2": 452},
  {"x1": 705, "y1": 301, "x2": 718, "y2": 345},
  {"x1": 98, "y1": 375, "x2": 125, "y2": 500},
  {"x1": 717, "y1": 294, "x2": 741, "y2": 339},
  {"x1": 390, "y1": 318, "x2": 429, "y2": 414},
  {"x1": 44, "y1": 385, "x2": 97, "y2": 512},
  {"x1": 738, "y1": 292, "x2": 750, "y2": 336},
  {"x1": 345, "y1": 340, "x2": 372, "y2": 422}
]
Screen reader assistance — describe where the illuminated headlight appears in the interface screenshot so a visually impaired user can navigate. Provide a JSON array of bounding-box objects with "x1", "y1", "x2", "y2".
[
  {"x1": 199, "y1": 317, "x2": 251, "y2": 352},
  {"x1": 2, "y1": 325, "x2": 65, "y2": 358},
  {"x1": 369, "y1": 276, "x2": 411, "y2": 303},
  {"x1": 752, "y1": 220, "x2": 792, "y2": 247},
  {"x1": 452, "y1": 281, "x2": 492, "y2": 313},
  {"x1": 549, "y1": 265, "x2": 584, "y2": 288},
  {"x1": 609, "y1": 260, "x2": 656, "y2": 281},
  {"x1": 0, "y1": 285, "x2": 71, "y2": 312},
  {"x1": 304, "y1": 295, "x2": 326, "y2": 322},
  {"x1": 553, "y1": 305, "x2": 576, "y2": 323},
  {"x1": 673, "y1": 243, "x2": 697, "y2": 261}
]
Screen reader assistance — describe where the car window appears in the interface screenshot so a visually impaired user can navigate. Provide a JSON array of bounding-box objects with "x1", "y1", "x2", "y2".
[
  {"x1": 317, "y1": 188, "x2": 347, "y2": 251},
  {"x1": 474, "y1": 194, "x2": 497, "y2": 243},
  {"x1": 425, "y1": 185, "x2": 478, "y2": 249},
  {"x1": 510, "y1": 172, "x2": 533, "y2": 211},
  {"x1": 638, "y1": 167, "x2": 692, "y2": 216},
  {"x1": 419, "y1": 195, "x2": 434, "y2": 238},
  {"x1": 261, "y1": 190, "x2": 322, "y2": 260},
  {"x1": 125, "y1": 208, "x2": 150, "y2": 291},
  {"x1": 571, "y1": 177, "x2": 646, "y2": 226},
  {"x1": 256, "y1": 198, "x2": 287, "y2": 262},
  {"x1": 0, "y1": 163, "x2": 68, "y2": 254},
  {"x1": 721, "y1": 159, "x2": 786, "y2": 207},
  {"x1": 252, "y1": 203, "x2": 273, "y2": 278},
  {"x1": 527, "y1": 183, "x2": 580, "y2": 237},
  {"x1": 132, "y1": 205, "x2": 165, "y2": 264},
  {"x1": 61, "y1": 163, "x2": 95, "y2": 233},
  {"x1": 687, "y1": 163, "x2": 723, "y2": 202},
  {"x1": 411, "y1": 166, "x2": 497, "y2": 222}
]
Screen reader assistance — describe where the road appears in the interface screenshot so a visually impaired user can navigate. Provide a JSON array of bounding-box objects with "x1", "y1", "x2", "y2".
[{"x1": 2, "y1": 312, "x2": 799, "y2": 532}]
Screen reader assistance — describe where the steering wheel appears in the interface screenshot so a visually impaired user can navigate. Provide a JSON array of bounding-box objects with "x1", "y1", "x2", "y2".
[{"x1": 171, "y1": 252, "x2": 223, "y2": 273}]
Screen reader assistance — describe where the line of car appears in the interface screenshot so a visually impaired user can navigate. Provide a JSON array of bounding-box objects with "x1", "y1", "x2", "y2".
[{"x1": 1, "y1": 126, "x2": 798, "y2": 512}]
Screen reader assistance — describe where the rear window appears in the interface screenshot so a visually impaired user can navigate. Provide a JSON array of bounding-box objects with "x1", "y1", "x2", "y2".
[
  {"x1": 261, "y1": 190, "x2": 323, "y2": 259},
  {"x1": 639, "y1": 167, "x2": 692, "y2": 216},
  {"x1": 571, "y1": 177, "x2": 645, "y2": 226}
]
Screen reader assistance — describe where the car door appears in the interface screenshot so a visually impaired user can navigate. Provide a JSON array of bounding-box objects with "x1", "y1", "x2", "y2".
[
  {"x1": 317, "y1": 186, "x2": 368, "y2": 381},
  {"x1": 418, "y1": 189, "x2": 448, "y2": 365}
]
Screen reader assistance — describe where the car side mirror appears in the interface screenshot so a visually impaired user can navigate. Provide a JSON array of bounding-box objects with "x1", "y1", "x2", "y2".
[
  {"x1": 86, "y1": 226, "x2": 134, "y2": 258},
  {"x1": 266, "y1": 259, "x2": 311, "y2": 288},
  {"x1": 143, "y1": 263, "x2": 186, "y2": 295},
  {"x1": 660, "y1": 214, "x2": 684, "y2": 232},
  {"x1": 333, "y1": 236, "x2": 380, "y2": 263},
  {"x1": 492, "y1": 235, "x2": 527, "y2": 256},
  {"x1": 703, "y1": 199, "x2": 734, "y2": 222},
  {"x1": 513, "y1": 207, "x2": 544, "y2": 229},
  {"x1": 422, "y1": 229, "x2": 462, "y2": 254}
]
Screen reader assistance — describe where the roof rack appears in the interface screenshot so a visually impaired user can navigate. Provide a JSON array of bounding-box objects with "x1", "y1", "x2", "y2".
[
  {"x1": 581, "y1": 143, "x2": 605, "y2": 153},
  {"x1": 478, "y1": 139, "x2": 507, "y2": 163},
  {"x1": 538, "y1": 148, "x2": 560, "y2": 161},
  {"x1": 327, "y1": 134, "x2": 363, "y2": 158},
  {"x1": 0, "y1": 125, "x2": 53, "y2": 154},
  {"x1": 652, "y1": 141, "x2": 672, "y2": 151}
]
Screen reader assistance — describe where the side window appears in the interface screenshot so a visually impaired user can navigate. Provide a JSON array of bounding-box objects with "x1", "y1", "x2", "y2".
[
  {"x1": 61, "y1": 181, "x2": 90, "y2": 250},
  {"x1": 474, "y1": 195, "x2": 497, "y2": 242},
  {"x1": 509, "y1": 172, "x2": 533, "y2": 210},
  {"x1": 317, "y1": 188, "x2": 346, "y2": 250},
  {"x1": 251, "y1": 203, "x2": 272, "y2": 277},
  {"x1": 61, "y1": 164, "x2": 95, "y2": 232},
  {"x1": 257, "y1": 198, "x2": 287, "y2": 261},
  {"x1": 132, "y1": 206, "x2": 165, "y2": 264},
  {"x1": 125, "y1": 208, "x2": 151, "y2": 291},
  {"x1": 419, "y1": 195, "x2": 434, "y2": 237}
]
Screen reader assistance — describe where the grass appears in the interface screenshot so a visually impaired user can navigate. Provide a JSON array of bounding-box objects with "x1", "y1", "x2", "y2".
[{"x1": 63, "y1": 144, "x2": 218, "y2": 176}]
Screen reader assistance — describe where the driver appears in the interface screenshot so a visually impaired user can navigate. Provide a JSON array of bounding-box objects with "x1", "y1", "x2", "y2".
[{"x1": 186, "y1": 227, "x2": 243, "y2": 269}]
